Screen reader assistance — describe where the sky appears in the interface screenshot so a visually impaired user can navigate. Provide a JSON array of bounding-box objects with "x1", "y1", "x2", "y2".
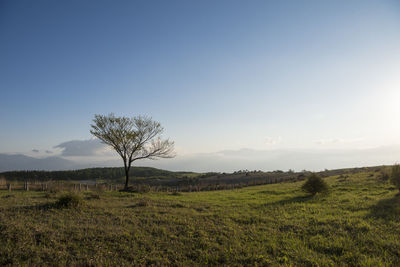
[{"x1": 1, "y1": 0, "x2": 400, "y2": 172}]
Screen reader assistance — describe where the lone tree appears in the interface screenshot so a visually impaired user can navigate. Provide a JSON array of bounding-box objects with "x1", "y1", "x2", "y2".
[
  {"x1": 90, "y1": 114, "x2": 175, "y2": 189},
  {"x1": 390, "y1": 164, "x2": 400, "y2": 194}
]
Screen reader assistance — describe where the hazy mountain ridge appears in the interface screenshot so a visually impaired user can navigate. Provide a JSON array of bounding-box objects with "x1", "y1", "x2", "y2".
[
  {"x1": 1, "y1": 145, "x2": 400, "y2": 173},
  {"x1": 0, "y1": 165, "x2": 196, "y2": 182},
  {"x1": 0, "y1": 154, "x2": 82, "y2": 172}
]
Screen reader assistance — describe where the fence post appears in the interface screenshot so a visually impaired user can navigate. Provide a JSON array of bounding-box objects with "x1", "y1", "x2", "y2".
[
  {"x1": 86, "y1": 184, "x2": 89, "y2": 191},
  {"x1": 26, "y1": 182, "x2": 29, "y2": 191},
  {"x1": 7, "y1": 184, "x2": 11, "y2": 192},
  {"x1": 79, "y1": 184, "x2": 82, "y2": 191}
]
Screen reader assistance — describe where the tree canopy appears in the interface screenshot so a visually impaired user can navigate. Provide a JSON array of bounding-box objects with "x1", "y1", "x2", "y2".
[{"x1": 90, "y1": 114, "x2": 175, "y2": 189}]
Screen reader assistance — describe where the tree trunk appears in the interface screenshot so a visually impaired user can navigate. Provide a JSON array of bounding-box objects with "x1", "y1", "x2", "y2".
[{"x1": 124, "y1": 162, "x2": 131, "y2": 190}]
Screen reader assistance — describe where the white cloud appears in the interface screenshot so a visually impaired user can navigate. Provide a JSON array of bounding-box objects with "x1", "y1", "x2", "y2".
[
  {"x1": 54, "y1": 138, "x2": 111, "y2": 157},
  {"x1": 315, "y1": 137, "x2": 365, "y2": 146},
  {"x1": 265, "y1": 136, "x2": 282, "y2": 146},
  {"x1": 315, "y1": 138, "x2": 341, "y2": 145}
]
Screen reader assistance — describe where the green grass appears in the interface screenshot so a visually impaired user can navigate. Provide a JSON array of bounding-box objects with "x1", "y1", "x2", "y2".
[{"x1": 0, "y1": 171, "x2": 399, "y2": 265}]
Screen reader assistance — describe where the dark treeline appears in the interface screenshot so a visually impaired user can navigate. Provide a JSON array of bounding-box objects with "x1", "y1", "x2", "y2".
[
  {"x1": 0, "y1": 165, "x2": 385, "y2": 188},
  {"x1": 0, "y1": 167, "x2": 196, "y2": 182}
]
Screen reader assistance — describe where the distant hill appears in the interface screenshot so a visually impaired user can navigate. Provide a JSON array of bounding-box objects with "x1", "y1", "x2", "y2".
[
  {"x1": 0, "y1": 164, "x2": 387, "y2": 188},
  {"x1": 0, "y1": 166, "x2": 198, "y2": 182},
  {"x1": 0, "y1": 153, "x2": 80, "y2": 172}
]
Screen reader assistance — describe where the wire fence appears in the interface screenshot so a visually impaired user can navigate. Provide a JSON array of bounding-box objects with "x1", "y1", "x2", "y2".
[
  {"x1": 0, "y1": 166, "x2": 378, "y2": 193},
  {"x1": 0, "y1": 175, "x2": 307, "y2": 193}
]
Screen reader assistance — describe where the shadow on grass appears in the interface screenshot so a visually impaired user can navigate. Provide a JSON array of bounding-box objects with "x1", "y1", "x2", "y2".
[
  {"x1": 4, "y1": 202, "x2": 56, "y2": 212},
  {"x1": 5, "y1": 198, "x2": 85, "y2": 212},
  {"x1": 270, "y1": 195, "x2": 314, "y2": 206},
  {"x1": 368, "y1": 195, "x2": 400, "y2": 221},
  {"x1": 256, "y1": 190, "x2": 287, "y2": 195}
]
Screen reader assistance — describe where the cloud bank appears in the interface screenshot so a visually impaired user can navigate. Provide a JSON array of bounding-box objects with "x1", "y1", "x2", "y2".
[
  {"x1": 54, "y1": 139, "x2": 109, "y2": 157},
  {"x1": 2, "y1": 138, "x2": 400, "y2": 173},
  {"x1": 145, "y1": 146, "x2": 400, "y2": 172}
]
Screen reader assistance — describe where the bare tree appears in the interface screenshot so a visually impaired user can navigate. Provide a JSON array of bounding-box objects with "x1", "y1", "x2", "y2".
[{"x1": 90, "y1": 114, "x2": 175, "y2": 189}]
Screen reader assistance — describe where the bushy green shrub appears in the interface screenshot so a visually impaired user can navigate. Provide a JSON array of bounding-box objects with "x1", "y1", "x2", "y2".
[
  {"x1": 390, "y1": 164, "x2": 400, "y2": 194},
  {"x1": 55, "y1": 193, "x2": 84, "y2": 209},
  {"x1": 301, "y1": 174, "x2": 329, "y2": 195}
]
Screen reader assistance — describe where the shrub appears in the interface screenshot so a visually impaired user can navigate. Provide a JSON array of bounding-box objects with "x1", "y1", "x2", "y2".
[
  {"x1": 301, "y1": 174, "x2": 329, "y2": 195},
  {"x1": 55, "y1": 193, "x2": 84, "y2": 209},
  {"x1": 390, "y1": 164, "x2": 400, "y2": 194}
]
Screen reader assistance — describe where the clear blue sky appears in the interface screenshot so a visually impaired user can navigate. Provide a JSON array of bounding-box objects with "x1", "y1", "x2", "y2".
[{"x1": 1, "y1": 0, "x2": 400, "y2": 169}]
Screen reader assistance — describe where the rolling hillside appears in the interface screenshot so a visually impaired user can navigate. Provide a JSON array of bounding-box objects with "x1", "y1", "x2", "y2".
[{"x1": 0, "y1": 169, "x2": 399, "y2": 265}]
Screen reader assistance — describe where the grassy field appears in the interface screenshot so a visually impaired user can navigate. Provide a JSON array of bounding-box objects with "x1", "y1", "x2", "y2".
[{"x1": 0, "y1": 171, "x2": 399, "y2": 266}]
